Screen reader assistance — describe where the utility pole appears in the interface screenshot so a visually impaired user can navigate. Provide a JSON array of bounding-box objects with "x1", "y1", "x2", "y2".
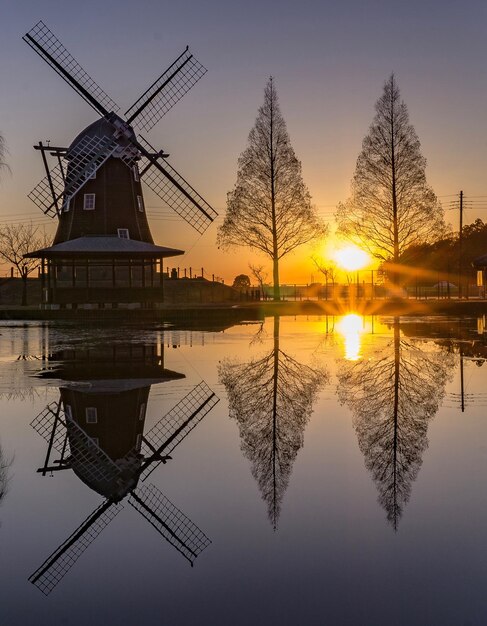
[{"x1": 458, "y1": 190, "x2": 463, "y2": 299}]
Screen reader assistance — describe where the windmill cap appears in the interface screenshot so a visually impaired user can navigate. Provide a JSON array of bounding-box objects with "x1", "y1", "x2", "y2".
[{"x1": 67, "y1": 116, "x2": 137, "y2": 160}]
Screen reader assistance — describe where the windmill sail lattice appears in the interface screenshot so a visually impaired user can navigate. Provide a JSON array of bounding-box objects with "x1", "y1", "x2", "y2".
[
  {"x1": 125, "y1": 47, "x2": 207, "y2": 131},
  {"x1": 141, "y1": 381, "x2": 219, "y2": 478},
  {"x1": 31, "y1": 401, "x2": 69, "y2": 454},
  {"x1": 29, "y1": 135, "x2": 119, "y2": 216},
  {"x1": 129, "y1": 483, "x2": 211, "y2": 565},
  {"x1": 137, "y1": 136, "x2": 218, "y2": 234},
  {"x1": 23, "y1": 21, "x2": 119, "y2": 115},
  {"x1": 29, "y1": 500, "x2": 124, "y2": 596}
]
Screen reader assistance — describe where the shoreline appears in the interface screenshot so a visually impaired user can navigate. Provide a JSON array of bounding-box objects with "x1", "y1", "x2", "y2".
[{"x1": 0, "y1": 299, "x2": 486, "y2": 323}]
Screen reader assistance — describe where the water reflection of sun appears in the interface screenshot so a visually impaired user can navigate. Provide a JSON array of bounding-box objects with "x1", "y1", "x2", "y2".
[{"x1": 336, "y1": 313, "x2": 364, "y2": 361}]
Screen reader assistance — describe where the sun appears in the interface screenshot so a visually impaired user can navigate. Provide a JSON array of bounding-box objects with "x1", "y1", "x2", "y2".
[{"x1": 333, "y1": 245, "x2": 370, "y2": 271}]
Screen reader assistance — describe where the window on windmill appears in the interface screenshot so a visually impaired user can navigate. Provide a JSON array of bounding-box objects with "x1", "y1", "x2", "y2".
[
  {"x1": 83, "y1": 193, "x2": 96, "y2": 210},
  {"x1": 85, "y1": 407, "x2": 98, "y2": 423},
  {"x1": 64, "y1": 404, "x2": 73, "y2": 420},
  {"x1": 136, "y1": 433, "x2": 142, "y2": 451},
  {"x1": 133, "y1": 165, "x2": 140, "y2": 182},
  {"x1": 62, "y1": 196, "x2": 71, "y2": 212},
  {"x1": 118, "y1": 228, "x2": 130, "y2": 239},
  {"x1": 137, "y1": 195, "x2": 144, "y2": 212}
]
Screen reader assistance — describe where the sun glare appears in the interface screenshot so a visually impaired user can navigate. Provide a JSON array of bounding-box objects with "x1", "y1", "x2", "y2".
[{"x1": 334, "y1": 245, "x2": 370, "y2": 271}]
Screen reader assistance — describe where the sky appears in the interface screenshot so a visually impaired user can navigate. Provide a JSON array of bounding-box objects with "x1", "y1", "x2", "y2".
[{"x1": 1, "y1": 0, "x2": 487, "y2": 283}]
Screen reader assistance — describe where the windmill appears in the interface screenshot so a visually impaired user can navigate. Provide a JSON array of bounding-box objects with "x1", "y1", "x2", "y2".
[
  {"x1": 30, "y1": 380, "x2": 219, "y2": 595},
  {"x1": 22, "y1": 21, "x2": 218, "y2": 308}
]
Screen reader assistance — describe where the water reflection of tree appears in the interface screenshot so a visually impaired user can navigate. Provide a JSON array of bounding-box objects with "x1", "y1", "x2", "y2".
[
  {"x1": 0, "y1": 445, "x2": 10, "y2": 503},
  {"x1": 337, "y1": 317, "x2": 454, "y2": 529},
  {"x1": 219, "y1": 316, "x2": 327, "y2": 528}
]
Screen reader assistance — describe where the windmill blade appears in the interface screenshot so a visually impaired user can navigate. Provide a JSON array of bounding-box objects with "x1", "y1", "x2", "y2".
[
  {"x1": 29, "y1": 499, "x2": 123, "y2": 595},
  {"x1": 29, "y1": 134, "x2": 119, "y2": 216},
  {"x1": 28, "y1": 160, "x2": 66, "y2": 217},
  {"x1": 31, "y1": 401, "x2": 69, "y2": 454},
  {"x1": 137, "y1": 136, "x2": 218, "y2": 234},
  {"x1": 66, "y1": 417, "x2": 125, "y2": 493},
  {"x1": 125, "y1": 47, "x2": 207, "y2": 132},
  {"x1": 23, "y1": 21, "x2": 119, "y2": 116},
  {"x1": 140, "y1": 381, "x2": 219, "y2": 480},
  {"x1": 129, "y1": 483, "x2": 211, "y2": 565}
]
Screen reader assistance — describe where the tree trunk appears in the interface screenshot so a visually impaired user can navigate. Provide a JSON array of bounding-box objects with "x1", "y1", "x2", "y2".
[
  {"x1": 271, "y1": 314, "x2": 280, "y2": 530},
  {"x1": 21, "y1": 274, "x2": 28, "y2": 306},
  {"x1": 390, "y1": 76, "x2": 400, "y2": 291},
  {"x1": 273, "y1": 256, "x2": 280, "y2": 301}
]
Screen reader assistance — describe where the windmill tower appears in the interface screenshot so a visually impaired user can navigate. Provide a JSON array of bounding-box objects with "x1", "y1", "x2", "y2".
[
  {"x1": 23, "y1": 21, "x2": 217, "y2": 309},
  {"x1": 30, "y1": 337, "x2": 219, "y2": 594}
]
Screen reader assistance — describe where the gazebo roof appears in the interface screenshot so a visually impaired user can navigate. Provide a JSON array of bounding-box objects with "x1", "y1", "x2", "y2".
[{"x1": 24, "y1": 236, "x2": 184, "y2": 259}]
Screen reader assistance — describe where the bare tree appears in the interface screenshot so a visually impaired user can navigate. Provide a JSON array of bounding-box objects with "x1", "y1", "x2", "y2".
[
  {"x1": 337, "y1": 317, "x2": 454, "y2": 528},
  {"x1": 249, "y1": 263, "x2": 269, "y2": 300},
  {"x1": 218, "y1": 78, "x2": 327, "y2": 300},
  {"x1": 0, "y1": 223, "x2": 50, "y2": 305},
  {"x1": 336, "y1": 75, "x2": 446, "y2": 285},
  {"x1": 219, "y1": 316, "x2": 327, "y2": 528},
  {"x1": 311, "y1": 256, "x2": 338, "y2": 300}
]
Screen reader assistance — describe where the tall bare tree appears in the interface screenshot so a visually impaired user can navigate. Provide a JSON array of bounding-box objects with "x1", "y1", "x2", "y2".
[
  {"x1": 0, "y1": 223, "x2": 50, "y2": 305},
  {"x1": 218, "y1": 78, "x2": 327, "y2": 300},
  {"x1": 219, "y1": 316, "x2": 326, "y2": 528},
  {"x1": 337, "y1": 318, "x2": 454, "y2": 528},
  {"x1": 336, "y1": 75, "x2": 445, "y2": 285}
]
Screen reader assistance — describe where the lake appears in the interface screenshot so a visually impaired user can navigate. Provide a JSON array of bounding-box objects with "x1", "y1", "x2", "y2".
[{"x1": 0, "y1": 314, "x2": 486, "y2": 626}]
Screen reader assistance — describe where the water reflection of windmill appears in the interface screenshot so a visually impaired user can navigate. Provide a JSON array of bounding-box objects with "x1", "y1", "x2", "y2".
[
  {"x1": 22, "y1": 21, "x2": 217, "y2": 308},
  {"x1": 29, "y1": 342, "x2": 219, "y2": 595}
]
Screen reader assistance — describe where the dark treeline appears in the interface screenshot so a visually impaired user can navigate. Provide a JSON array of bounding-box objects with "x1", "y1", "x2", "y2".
[{"x1": 397, "y1": 218, "x2": 487, "y2": 286}]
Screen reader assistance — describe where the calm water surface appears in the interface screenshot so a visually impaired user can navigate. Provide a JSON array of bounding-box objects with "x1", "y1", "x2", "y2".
[{"x1": 0, "y1": 315, "x2": 486, "y2": 626}]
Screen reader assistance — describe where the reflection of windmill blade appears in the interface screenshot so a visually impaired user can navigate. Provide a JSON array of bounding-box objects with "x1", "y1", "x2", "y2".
[
  {"x1": 23, "y1": 21, "x2": 119, "y2": 116},
  {"x1": 27, "y1": 163, "x2": 66, "y2": 217},
  {"x1": 137, "y1": 136, "x2": 217, "y2": 234},
  {"x1": 29, "y1": 500, "x2": 123, "y2": 595},
  {"x1": 129, "y1": 483, "x2": 211, "y2": 565},
  {"x1": 67, "y1": 418, "x2": 124, "y2": 492},
  {"x1": 31, "y1": 401, "x2": 69, "y2": 455},
  {"x1": 140, "y1": 381, "x2": 219, "y2": 479},
  {"x1": 125, "y1": 47, "x2": 207, "y2": 131},
  {"x1": 29, "y1": 134, "x2": 119, "y2": 216}
]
